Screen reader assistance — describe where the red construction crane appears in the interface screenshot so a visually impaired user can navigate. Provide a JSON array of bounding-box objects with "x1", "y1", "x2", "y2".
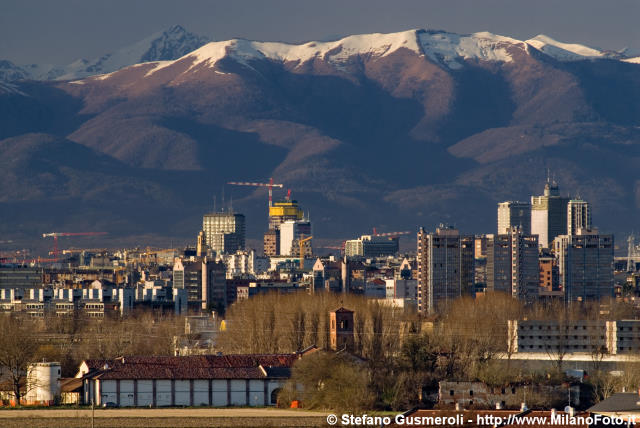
[
  {"x1": 371, "y1": 228, "x2": 411, "y2": 237},
  {"x1": 227, "y1": 178, "x2": 284, "y2": 208},
  {"x1": 42, "y1": 232, "x2": 108, "y2": 261}
]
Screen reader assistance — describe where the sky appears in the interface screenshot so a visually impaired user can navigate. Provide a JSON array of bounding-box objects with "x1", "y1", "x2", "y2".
[{"x1": 1, "y1": 0, "x2": 639, "y2": 65}]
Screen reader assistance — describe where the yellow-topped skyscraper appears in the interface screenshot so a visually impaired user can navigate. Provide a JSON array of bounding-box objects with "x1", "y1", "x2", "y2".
[{"x1": 263, "y1": 198, "x2": 308, "y2": 256}]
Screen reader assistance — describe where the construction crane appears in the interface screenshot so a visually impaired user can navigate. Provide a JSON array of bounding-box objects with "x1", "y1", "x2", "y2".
[
  {"x1": 371, "y1": 228, "x2": 411, "y2": 237},
  {"x1": 299, "y1": 235, "x2": 313, "y2": 270},
  {"x1": 42, "y1": 232, "x2": 107, "y2": 261},
  {"x1": 227, "y1": 178, "x2": 284, "y2": 209}
]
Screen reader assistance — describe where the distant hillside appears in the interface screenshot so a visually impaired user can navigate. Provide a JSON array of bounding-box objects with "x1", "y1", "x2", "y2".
[{"x1": 1, "y1": 28, "x2": 639, "y2": 248}]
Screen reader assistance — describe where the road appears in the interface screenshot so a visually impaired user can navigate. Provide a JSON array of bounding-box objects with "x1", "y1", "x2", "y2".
[{"x1": 0, "y1": 407, "x2": 329, "y2": 427}]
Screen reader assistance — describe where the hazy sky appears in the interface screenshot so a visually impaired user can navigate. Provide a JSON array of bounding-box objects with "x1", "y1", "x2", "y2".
[{"x1": 1, "y1": 0, "x2": 639, "y2": 65}]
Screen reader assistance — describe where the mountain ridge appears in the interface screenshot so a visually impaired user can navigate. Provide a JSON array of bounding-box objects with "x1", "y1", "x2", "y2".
[{"x1": 1, "y1": 27, "x2": 639, "y2": 247}]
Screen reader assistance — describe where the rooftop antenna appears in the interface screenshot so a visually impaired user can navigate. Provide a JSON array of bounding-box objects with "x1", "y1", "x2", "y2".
[
  {"x1": 221, "y1": 186, "x2": 225, "y2": 212},
  {"x1": 213, "y1": 196, "x2": 217, "y2": 213}
]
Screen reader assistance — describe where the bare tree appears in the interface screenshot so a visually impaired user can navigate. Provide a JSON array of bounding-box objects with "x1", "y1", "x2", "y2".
[{"x1": 0, "y1": 316, "x2": 40, "y2": 405}]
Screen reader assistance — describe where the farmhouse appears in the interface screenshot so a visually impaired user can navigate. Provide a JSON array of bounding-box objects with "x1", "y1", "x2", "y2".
[{"x1": 77, "y1": 352, "x2": 311, "y2": 407}]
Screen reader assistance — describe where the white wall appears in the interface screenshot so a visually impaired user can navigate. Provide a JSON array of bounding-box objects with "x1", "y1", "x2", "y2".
[
  {"x1": 100, "y1": 380, "x2": 117, "y2": 405},
  {"x1": 91, "y1": 378, "x2": 283, "y2": 407},
  {"x1": 119, "y1": 380, "x2": 134, "y2": 406},
  {"x1": 193, "y1": 380, "x2": 209, "y2": 406},
  {"x1": 212, "y1": 380, "x2": 228, "y2": 406},
  {"x1": 230, "y1": 380, "x2": 246, "y2": 405},
  {"x1": 249, "y1": 380, "x2": 264, "y2": 406},
  {"x1": 156, "y1": 380, "x2": 172, "y2": 406},
  {"x1": 137, "y1": 380, "x2": 153, "y2": 406},
  {"x1": 174, "y1": 380, "x2": 190, "y2": 405}
]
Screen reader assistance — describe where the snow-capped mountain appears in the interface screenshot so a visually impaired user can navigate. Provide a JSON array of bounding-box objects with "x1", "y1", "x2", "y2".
[
  {"x1": 525, "y1": 34, "x2": 618, "y2": 61},
  {"x1": 143, "y1": 29, "x2": 527, "y2": 75},
  {"x1": 1, "y1": 25, "x2": 210, "y2": 82},
  {"x1": 0, "y1": 60, "x2": 31, "y2": 82},
  {"x1": 2, "y1": 28, "x2": 639, "y2": 243},
  {"x1": 135, "y1": 28, "x2": 635, "y2": 80},
  {"x1": 56, "y1": 24, "x2": 211, "y2": 80}
]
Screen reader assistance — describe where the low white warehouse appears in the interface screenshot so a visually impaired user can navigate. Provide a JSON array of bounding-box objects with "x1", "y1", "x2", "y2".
[{"x1": 77, "y1": 353, "x2": 309, "y2": 407}]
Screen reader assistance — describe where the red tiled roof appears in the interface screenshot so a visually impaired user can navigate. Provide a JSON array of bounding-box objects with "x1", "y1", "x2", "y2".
[{"x1": 83, "y1": 354, "x2": 299, "y2": 381}]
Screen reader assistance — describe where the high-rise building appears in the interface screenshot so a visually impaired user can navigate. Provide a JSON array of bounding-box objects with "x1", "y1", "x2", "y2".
[
  {"x1": 416, "y1": 225, "x2": 474, "y2": 314},
  {"x1": 263, "y1": 199, "x2": 305, "y2": 256},
  {"x1": 531, "y1": 181, "x2": 570, "y2": 248},
  {"x1": 497, "y1": 201, "x2": 531, "y2": 235},
  {"x1": 263, "y1": 229, "x2": 280, "y2": 257},
  {"x1": 196, "y1": 230, "x2": 208, "y2": 257},
  {"x1": 486, "y1": 227, "x2": 539, "y2": 302},
  {"x1": 279, "y1": 220, "x2": 312, "y2": 256},
  {"x1": 268, "y1": 200, "x2": 303, "y2": 230},
  {"x1": 344, "y1": 235, "x2": 399, "y2": 258},
  {"x1": 553, "y1": 230, "x2": 614, "y2": 303},
  {"x1": 202, "y1": 212, "x2": 245, "y2": 254},
  {"x1": 567, "y1": 199, "x2": 591, "y2": 235},
  {"x1": 173, "y1": 257, "x2": 227, "y2": 311}
]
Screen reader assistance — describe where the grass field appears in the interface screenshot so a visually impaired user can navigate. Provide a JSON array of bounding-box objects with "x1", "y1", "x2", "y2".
[{"x1": 0, "y1": 408, "x2": 329, "y2": 427}]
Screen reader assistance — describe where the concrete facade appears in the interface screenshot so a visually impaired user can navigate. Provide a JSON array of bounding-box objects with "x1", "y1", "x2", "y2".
[
  {"x1": 531, "y1": 181, "x2": 569, "y2": 248},
  {"x1": 497, "y1": 201, "x2": 531, "y2": 235},
  {"x1": 553, "y1": 231, "x2": 614, "y2": 302},
  {"x1": 508, "y1": 319, "x2": 640, "y2": 355},
  {"x1": 486, "y1": 228, "x2": 539, "y2": 302},
  {"x1": 417, "y1": 225, "x2": 474, "y2": 314},
  {"x1": 202, "y1": 212, "x2": 245, "y2": 254}
]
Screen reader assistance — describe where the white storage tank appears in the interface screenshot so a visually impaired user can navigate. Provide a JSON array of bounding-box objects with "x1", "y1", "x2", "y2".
[{"x1": 25, "y1": 362, "x2": 61, "y2": 404}]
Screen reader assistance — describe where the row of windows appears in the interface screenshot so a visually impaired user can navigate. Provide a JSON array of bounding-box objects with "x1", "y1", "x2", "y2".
[
  {"x1": 449, "y1": 388, "x2": 516, "y2": 396},
  {"x1": 520, "y1": 344, "x2": 598, "y2": 350},
  {"x1": 520, "y1": 335, "x2": 605, "y2": 340}
]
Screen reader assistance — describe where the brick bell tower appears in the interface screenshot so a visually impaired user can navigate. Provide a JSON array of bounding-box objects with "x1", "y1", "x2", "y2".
[{"x1": 329, "y1": 307, "x2": 354, "y2": 351}]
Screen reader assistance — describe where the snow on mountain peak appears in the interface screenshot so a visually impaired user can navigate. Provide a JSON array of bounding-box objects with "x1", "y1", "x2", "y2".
[
  {"x1": 163, "y1": 28, "x2": 530, "y2": 75},
  {"x1": 180, "y1": 29, "x2": 422, "y2": 71},
  {"x1": 525, "y1": 34, "x2": 605, "y2": 60},
  {"x1": 417, "y1": 30, "x2": 526, "y2": 69}
]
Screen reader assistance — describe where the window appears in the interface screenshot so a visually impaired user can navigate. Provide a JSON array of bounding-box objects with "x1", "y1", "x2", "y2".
[
  {"x1": 469, "y1": 390, "x2": 473, "y2": 396},
  {"x1": 450, "y1": 390, "x2": 454, "y2": 396}
]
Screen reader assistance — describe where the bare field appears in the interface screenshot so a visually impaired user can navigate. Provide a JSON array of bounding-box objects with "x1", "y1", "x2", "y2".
[{"x1": 0, "y1": 408, "x2": 328, "y2": 427}]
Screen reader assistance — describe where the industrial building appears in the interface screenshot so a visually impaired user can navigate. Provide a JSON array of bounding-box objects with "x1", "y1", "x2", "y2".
[
  {"x1": 531, "y1": 180, "x2": 570, "y2": 248},
  {"x1": 77, "y1": 353, "x2": 308, "y2": 407},
  {"x1": 497, "y1": 201, "x2": 531, "y2": 235},
  {"x1": 416, "y1": 225, "x2": 474, "y2": 314},
  {"x1": 552, "y1": 230, "x2": 614, "y2": 302},
  {"x1": 202, "y1": 212, "x2": 245, "y2": 254},
  {"x1": 486, "y1": 227, "x2": 539, "y2": 302}
]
